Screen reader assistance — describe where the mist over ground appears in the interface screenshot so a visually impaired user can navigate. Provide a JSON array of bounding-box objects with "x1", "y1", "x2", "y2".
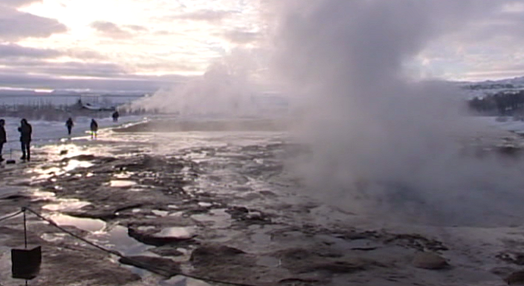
[
  {"x1": 128, "y1": 51, "x2": 265, "y2": 118},
  {"x1": 271, "y1": 0, "x2": 524, "y2": 226},
  {"x1": 132, "y1": 0, "x2": 524, "y2": 226}
]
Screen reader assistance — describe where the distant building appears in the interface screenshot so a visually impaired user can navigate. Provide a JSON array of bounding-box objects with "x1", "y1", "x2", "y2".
[{"x1": 80, "y1": 94, "x2": 116, "y2": 111}]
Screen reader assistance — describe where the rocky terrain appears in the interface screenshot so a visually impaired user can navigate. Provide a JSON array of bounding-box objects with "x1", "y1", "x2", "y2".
[{"x1": 0, "y1": 128, "x2": 523, "y2": 285}]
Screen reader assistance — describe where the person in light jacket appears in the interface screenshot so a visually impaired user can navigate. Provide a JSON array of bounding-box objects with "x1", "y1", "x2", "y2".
[{"x1": 90, "y1": 119, "x2": 98, "y2": 139}]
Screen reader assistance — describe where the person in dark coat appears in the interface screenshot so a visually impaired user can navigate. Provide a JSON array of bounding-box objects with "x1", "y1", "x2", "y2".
[
  {"x1": 18, "y1": 118, "x2": 32, "y2": 161},
  {"x1": 65, "y1": 117, "x2": 74, "y2": 135},
  {"x1": 0, "y1": 119, "x2": 6, "y2": 162},
  {"x1": 112, "y1": 111, "x2": 119, "y2": 122},
  {"x1": 90, "y1": 119, "x2": 98, "y2": 139}
]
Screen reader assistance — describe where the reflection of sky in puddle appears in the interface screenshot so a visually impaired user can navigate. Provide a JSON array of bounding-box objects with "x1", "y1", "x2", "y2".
[
  {"x1": 43, "y1": 199, "x2": 90, "y2": 211},
  {"x1": 43, "y1": 144, "x2": 85, "y2": 161},
  {"x1": 41, "y1": 232, "x2": 68, "y2": 242},
  {"x1": 161, "y1": 275, "x2": 212, "y2": 286},
  {"x1": 33, "y1": 159, "x2": 93, "y2": 179},
  {"x1": 31, "y1": 190, "x2": 56, "y2": 202},
  {"x1": 33, "y1": 167, "x2": 64, "y2": 179},
  {"x1": 110, "y1": 180, "x2": 137, "y2": 187},
  {"x1": 94, "y1": 225, "x2": 150, "y2": 256},
  {"x1": 138, "y1": 226, "x2": 156, "y2": 232},
  {"x1": 157, "y1": 227, "x2": 195, "y2": 239},
  {"x1": 169, "y1": 211, "x2": 185, "y2": 217},
  {"x1": 48, "y1": 214, "x2": 105, "y2": 232},
  {"x1": 114, "y1": 173, "x2": 133, "y2": 179},
  {"x1": 192, "y1": 209, "x2": 231, "y2": 228},
  {"x1": 152, "y1": 210, "x2": 169, "y2": 216},
  {"x1": 63, "y1": 160, "x2": 93, "y2": 171}
]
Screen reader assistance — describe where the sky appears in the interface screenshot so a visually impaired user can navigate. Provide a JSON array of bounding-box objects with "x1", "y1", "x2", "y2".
[{"x1": 1, "y1": 0, "x2": 524, "y2": 93}]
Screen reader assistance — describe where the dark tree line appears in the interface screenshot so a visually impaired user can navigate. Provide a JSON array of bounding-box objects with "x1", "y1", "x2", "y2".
[
  {"x1": 468, "y1": 90, "x2": 524, "y2": 115},
  {"x1": 464, "y1": 83, "x2": 515, "y2": 90}
]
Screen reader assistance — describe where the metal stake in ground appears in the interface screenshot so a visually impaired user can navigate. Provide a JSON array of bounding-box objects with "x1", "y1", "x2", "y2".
[{"x1": 11, "y1": 207, "x2": 41, "y2": 283}]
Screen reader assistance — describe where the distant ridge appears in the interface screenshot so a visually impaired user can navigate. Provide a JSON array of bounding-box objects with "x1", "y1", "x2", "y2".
[{"x1": 457, "y1": 76, "x2": 524, "y2": 98}]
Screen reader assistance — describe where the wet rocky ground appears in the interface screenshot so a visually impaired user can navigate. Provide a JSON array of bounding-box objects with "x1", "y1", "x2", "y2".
[{"x1": 0, "y1": 129, "x2": 524, "y2": 285}]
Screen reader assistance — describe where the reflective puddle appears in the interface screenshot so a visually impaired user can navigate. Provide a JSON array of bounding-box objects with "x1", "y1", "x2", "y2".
[
  {"x1": 197, "y1": 202, "x2": 212, "y2": 207},
  {"x1": 152, "y1": 210, "x2": 169, "y2": 217},
  {"x1": 64, "y1": 160, "x2": 93, "y2": 171},
  {"x1": 114, "y1": 173, "x2": 133, "y2": 179},
  {"x1": 161, "y1": 275, "x2": 212, "y2": 286},
  {"x1": 48, "y1": 214, "x2": 105, "y2": 232},
  {"x1": 156, "y1": 227, "x2": 195, "y2": 239},
  {"x1": 110, "y1": 180, "x2": 137, "y2": 187},
  {"x1": 192, "y1": 209, "x2": 231, "y2": 228},
  {"x1": 33, "y1": 167, "x2": 64, "y2": 179},
  {"x1": 43, "y1": 199, "x2": 91, "y2": 212},
  {"x1": 33, "y1": 190, "x2": 56, "y2": 199},
  {"x1": 94, "y1": 225, "x2": 150, "y2": 256}
]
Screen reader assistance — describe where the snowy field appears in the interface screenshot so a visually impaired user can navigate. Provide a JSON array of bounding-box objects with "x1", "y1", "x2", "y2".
[
  {"x1": 477, "y1": 116, "x2": 524, "y2": 134},
  {"x1": 0, "y1": 115, "x2": 148, "y2": 155}
]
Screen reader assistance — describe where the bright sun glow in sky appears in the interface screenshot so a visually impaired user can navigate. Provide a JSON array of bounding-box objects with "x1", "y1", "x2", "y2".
[
  {"x1": 0, "y1": 0, "x2": 523, "y2": 92},
  {"x1": 19, "y1": 0, "x2": 261, "y2": 75}
]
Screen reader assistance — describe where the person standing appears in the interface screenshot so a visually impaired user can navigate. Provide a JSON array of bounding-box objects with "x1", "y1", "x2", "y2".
[
  {"x1": 0, "y1": 119, "x2": 6, "y2": 162},
  {"x1": 90, "y1": 119, "x2": 98, "y2": 139},
  {"x1": 112, "y1": 111, "x2": 120, "y2": 122},
  {"x1": 65, "y1": 117, "x2": 74, "y2": 135},
  {"x1": 18, "y1": 118, "x2": 32, "y2": 161}
]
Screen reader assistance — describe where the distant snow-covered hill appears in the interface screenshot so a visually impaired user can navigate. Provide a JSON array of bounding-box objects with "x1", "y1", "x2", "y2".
[{"x1": 457, "y1": 76, "x2": 524, "y2": 99}]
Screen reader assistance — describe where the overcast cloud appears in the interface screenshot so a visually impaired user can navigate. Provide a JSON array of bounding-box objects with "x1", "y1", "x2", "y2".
[
  {"x1": 0, "y1": 0, "x2": 522, "y2": 93},
  {"x1": 1, "y1": 0, "x2": 41, "y2": 8},
  {"x1": 0, "y1": 43, "x2": 62, "y2": 58},
  {"x1": 90, "y1": 21, "x2": 133, "y2": 39},
  {"x1": 173, "y1": 10, "x2": 234, "y2": 23},
  {"x1": 0, "y1": 6, "x2": 66, "y2": 41}
]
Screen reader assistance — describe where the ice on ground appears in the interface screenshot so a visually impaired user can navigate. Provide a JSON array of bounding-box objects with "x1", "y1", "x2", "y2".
[{"x1": 0, "y1": 115, "x2": 147, "y2": 149}]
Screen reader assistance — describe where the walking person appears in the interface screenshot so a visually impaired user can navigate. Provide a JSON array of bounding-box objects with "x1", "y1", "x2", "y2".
[
  {"x1": 65, "y1": 117, "x2": 74, "y2": 135},
  {"x1": 0, "y1": 119, "x2": 6, "y2": 162},
  {"x1": 90, "y1": 119, "x2": 98, "y2": 139},
  {"x1": 18, "y1": 118, "x2": 32, "y2": 161}
]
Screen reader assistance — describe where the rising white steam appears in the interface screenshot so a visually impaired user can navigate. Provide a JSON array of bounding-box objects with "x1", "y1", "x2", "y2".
[
  {"x1": 129, "y1": 50, "x2": 261, "y2": 117},
  {"x1": 272, "y1": 0, "x2": 524, "y2": 226}
]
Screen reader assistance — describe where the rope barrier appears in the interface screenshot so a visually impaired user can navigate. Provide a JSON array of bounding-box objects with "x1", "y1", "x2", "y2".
[
  {"x1": 23, "y1": 207, "x2": 122, "y2": 257},
  {"x1": 21, "y1": 207, "x2": 258, "y2": 286},
  {"x1": 0, "y1": 211, "x2": 23, "y2": 223}
]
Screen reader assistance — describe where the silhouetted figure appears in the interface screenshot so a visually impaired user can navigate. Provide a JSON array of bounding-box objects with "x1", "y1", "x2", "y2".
[
  {"x1": 112, "y1": 111, "x2": 119, "y2": 122},
  {"x1": 65, "y1": 117, "x2": 74, "y2": 135},
  {"x1": 0, "y1": 119, "x2": 6, "y2": 162},
  {"x1": 18, "y1": 119, "x2": 32, "y2": 161},
  {"x1": 90, "y1": 119, "x2": 98, "y2": 139}
]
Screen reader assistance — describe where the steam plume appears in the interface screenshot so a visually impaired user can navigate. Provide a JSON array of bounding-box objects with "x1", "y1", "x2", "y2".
[{"x1": 272, "y1": 0, "x2": 524, "y2": 226}]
